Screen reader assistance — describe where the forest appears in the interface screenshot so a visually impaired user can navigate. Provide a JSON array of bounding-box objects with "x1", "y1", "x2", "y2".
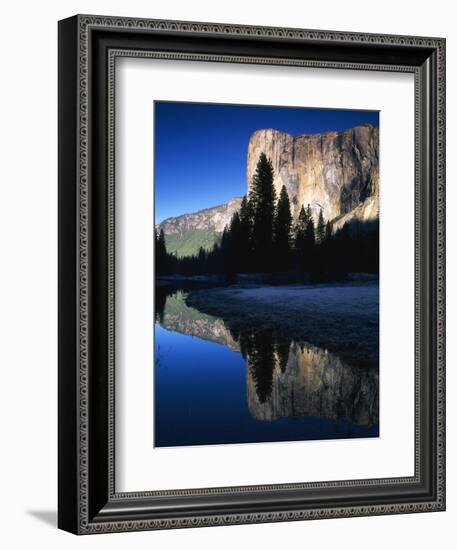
[{"x1": 155, "y1": 152, "x2": 379, "y2": 281}]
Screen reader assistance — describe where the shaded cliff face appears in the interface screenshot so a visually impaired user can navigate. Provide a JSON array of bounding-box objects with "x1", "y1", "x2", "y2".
[
  {"x1": 247, "y1": 124, "x2": 379, "y2": 224},
  {"x1": 247, "y1": 341, "x2": 379, "y2": 426},
  {"x1": 158, "y1": 197, "x2": 242, "y2": 257}
]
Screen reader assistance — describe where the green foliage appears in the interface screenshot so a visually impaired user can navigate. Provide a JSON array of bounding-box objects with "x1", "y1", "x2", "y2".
[
  {"x1": 164, "y1": 228, "x2": 221, "y2": 258},
  {"x1": 330, "y1": 212, "x2": 346, "y2": 224}
]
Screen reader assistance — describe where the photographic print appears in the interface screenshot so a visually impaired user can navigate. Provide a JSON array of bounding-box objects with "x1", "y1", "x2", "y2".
[{"x1": 154, "y1": 101, "x2": 379, "y2": 448}]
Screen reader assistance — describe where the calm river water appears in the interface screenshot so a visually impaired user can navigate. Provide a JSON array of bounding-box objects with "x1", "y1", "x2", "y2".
[{"x1": 154, "y1": 287, "x2": 379, "y2": 447}]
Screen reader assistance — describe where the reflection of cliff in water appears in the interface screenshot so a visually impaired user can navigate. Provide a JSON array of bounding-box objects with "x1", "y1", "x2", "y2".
[
  {"x1": 156, "y1": 287, "x2": 239, "y2": 350},
  {"x1": 156, "y1": 287, "x2": 378, "y2": 427},
  {"x1": 245, "y1": 339, "x2": 378, "y2": 426}
]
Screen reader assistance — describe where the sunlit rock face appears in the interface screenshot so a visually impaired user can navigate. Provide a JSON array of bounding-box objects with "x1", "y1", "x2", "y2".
[
  {"x1": 247, "y1": 341, "x2": 379, "y2": 426},
  {"x1": 158, "y1": 124, "x2": 379, "y2": 257},
  {"x1": 247, "y1": 124, "x2": 379, "y2": 225}
]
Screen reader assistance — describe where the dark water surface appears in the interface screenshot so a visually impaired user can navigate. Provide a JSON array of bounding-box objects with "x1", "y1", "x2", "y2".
[{"x1": 154, "y1": 286, "x2": 379, "y2": 447}]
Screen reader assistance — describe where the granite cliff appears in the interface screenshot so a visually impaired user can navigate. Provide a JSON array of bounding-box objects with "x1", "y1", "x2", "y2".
[
  {"x1": 247, "y1": 124, "x2": 379, "y2": 226},
  {"x1": 158, "y1": 123, "x2": 379, "y2": 257}
]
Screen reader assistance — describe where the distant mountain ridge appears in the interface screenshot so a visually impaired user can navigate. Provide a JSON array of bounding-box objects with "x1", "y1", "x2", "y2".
[
  {"x1": 158, "y1": 124, "x2": 379, "y2": 258},
  {"x1": 158, "y1": 197, "x2": 242, "y2": 257}
]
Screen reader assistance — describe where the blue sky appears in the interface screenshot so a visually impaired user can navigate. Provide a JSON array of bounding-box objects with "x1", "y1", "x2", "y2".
[{"x1": 154, "y1": 102, "x2": 379, "y2": 223}]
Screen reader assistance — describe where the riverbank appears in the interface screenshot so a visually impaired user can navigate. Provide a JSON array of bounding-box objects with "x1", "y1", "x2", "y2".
[
  {"x1": 186, "y1": 282, "x2": 379, "y2": 369},
  {"x1": 157, "y1": 272, "x2": 378, "y2": 286}
]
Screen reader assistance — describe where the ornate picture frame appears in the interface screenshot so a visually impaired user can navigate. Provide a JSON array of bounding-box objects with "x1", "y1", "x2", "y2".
[{"x1": 58, "y1": 14, "x2": 445, "y2": 534}]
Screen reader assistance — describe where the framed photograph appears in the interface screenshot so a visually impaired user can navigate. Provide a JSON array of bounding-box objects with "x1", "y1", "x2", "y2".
[{"x1": 58, "y1": 14, "x2": 446, "y2": 534}]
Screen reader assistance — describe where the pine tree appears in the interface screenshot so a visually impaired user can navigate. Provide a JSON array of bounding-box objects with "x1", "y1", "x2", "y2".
[
  {"x1": 316, "y1": 208, "x2": 326, "y2": 244},
  {"x1": 295, "y1": 205, "x2": 309, "y2": 242},
  {"x1": 273, "y1": 185, "x2": 293, "y2": 270},
  {"x1": 337, "y1": 222, "x2": 351, "y2": 274},
  {"x1": 325, "y1": 220, "x2": 332, "y2": 241},
  {"x1": 304, "y1": 206, "x2": 315, "y2": 250},
  {"x1": 250, "y1": 153, "x2": 276, "y2": 272},
  {"x1": 220, "y1": 213, "x2": 242, "y2": 281},
  {"x1": 239, "y1": 194, "x2": 254, "y2": 271},
  {"x1": 246, "y1": 333, "x2": 276, "y2": 403},
  {"x1": 228, "y1": 211, "x2": 242, "y2": 273},
  {"x1": 303, "y1": 206, "x2": 316, "y2": 274},
  {"x1": 155, "y1": 228, "x2": 168, "y2": 274},
  {"x1": 294, "y1": 204, "x2": 309, "y2": 270},
  {"x1": 197, "y1": 246, "x2": 206, "y2": 274}
]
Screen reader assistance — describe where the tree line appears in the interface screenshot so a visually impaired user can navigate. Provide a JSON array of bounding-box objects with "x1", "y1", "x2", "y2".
[{"x1": 156, "y1": 152, "x2": 379, "y2": 280}]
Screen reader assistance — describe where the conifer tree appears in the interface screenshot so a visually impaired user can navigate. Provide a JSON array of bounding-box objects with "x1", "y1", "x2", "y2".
[
  {"x1": 250, "y1": 153, "x2": 276, "y2": 271},
  {"x1": 273, "y1": 185, "x2": 293, "y2": 270},
  {"x1": 155, "y1": 228, "x2": 168, "y2": 274},
  {"x1": 197, "y1": 246, "x2": 206, "y2": 273},
  {"x1": 302, "y1": 205, "x2": 316, "y2": 274},
  {"x1": 246, "y1": 333, "x2": 276, "y2": 403},
  {"x1": 239, "y1": 193, "x2": 254, "y2": 271},
  {"x1": 316, "y1": 208, "x2": 326, "y2": 244},
  {"x1": 295, "y1": 205, "x2": 309, "y2": 242},
  {"x1": 294, "y1": 204, "x2": 309, "y2": 269},
  {"x1": 219, "y1": 212, "x2": 242, "y2": 281},
  {"x1": 325, "y1": 220, "x2": 332, "y2": 241},
  {"x1": 313, "y1": 209, "x2": 326, "y2": 280},
  {"x1": 228, "y1": 211, "x2": 242, "y2": 273},
  {"x1": 304, "y1": 205, "x2": 315, "y2": 250}
]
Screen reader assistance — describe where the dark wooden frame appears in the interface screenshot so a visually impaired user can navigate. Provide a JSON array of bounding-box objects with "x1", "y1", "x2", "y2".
[{"x1": 58, "y1": 14, "x2": 446, "y2": 534}]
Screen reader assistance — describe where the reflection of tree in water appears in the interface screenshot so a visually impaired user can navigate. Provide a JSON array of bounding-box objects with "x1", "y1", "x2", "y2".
[
  {"x1": 233, "y1": 330, "x2": 378, "y2": 426},
  {"x1": 156, "y1": 282, "x2": 224, "y2": 325},
  {"x1": 155, "y1": 285, "x2": 191, "y2": 324},
  {"x1": 155, "y1": 286, "x2": 378, "y2": 426},
  {"x1": 235, "y1": 331, "x2": 291, "y2": 403},
  {"x1": 245, "y1": 334, "x2": 276, "y2": 403},
  {"x1": 155, "y1": 286, "x2": 169, "y2": 324},
  {"x1": 275, "y1": 340, "x2": 290, "y2": 373}
]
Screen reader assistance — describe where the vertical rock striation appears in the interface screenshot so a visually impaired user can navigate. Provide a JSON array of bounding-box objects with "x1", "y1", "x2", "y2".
[
  {"x1": 158, "y1": 123, "x2": 380, "y2": 255},
  {"x1": 247, "y1": 124, "x2": 379, "y2": 225}
]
